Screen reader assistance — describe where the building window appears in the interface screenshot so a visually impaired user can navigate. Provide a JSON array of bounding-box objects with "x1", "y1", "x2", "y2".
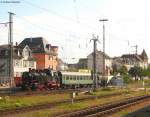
[
  {"x1": 25, "y1": 51, "x2": 28, "y2": 56},
  {"x1": 48, "y1": 55, "x2": 51, "y2": 60},
  {"x1": 20, "y1": 61, "x2": 22, "y2": 67},
  {"x1": 23, "y1": 61, "x2": 27, "y2": 67},
  {"x1": 29, "y1": 61, "x2": 34, "y2": 67},
  {"x1": 29, "y1": 51, "x2": 31, "y2": 57},
  {"x1": 15, "y1": 72, "x2": 20, "y2": 77},
  {"x1": 15, "y1": 60, "x2": 19, "y2": 67}
]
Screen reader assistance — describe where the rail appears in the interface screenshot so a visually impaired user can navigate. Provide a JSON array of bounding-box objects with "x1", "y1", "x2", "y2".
[{"x1": 56, "y1": 94, "x2": 150, "y2": 117}]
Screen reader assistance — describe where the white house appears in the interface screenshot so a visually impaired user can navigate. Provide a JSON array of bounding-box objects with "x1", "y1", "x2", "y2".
[{"x1": 0, "y1": 44, "x2": 36, "y2": 87}]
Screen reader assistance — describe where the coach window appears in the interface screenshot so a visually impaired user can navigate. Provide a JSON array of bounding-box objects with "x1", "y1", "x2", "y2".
[{"x1": 66, "y1": 76, "x2": 69, "y2": 80}]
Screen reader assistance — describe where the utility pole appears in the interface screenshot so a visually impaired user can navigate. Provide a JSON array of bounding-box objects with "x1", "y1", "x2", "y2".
[
  {"x1": 133, "y1": 45, "x2": 138, "y2": 55},
  {"x1": 99, "y1": 19, "x2": 108, "y2": 87},
  {"x1": 90, "y1": 34, "x2": 99, "y2": 91},
  {"x1": 8, "y1": 12, "x2": 15, "y2": 91},
  {"x1": 131, "y1": 45, "x2": 138, "y2": 54}
]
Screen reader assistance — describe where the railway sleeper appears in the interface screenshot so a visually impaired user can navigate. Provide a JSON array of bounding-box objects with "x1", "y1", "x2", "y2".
[{"x1": 56, "y1": 95, "x2": 150, "y2": 117}]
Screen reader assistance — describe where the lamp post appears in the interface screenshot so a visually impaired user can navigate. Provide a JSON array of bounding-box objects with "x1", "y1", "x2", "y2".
[
  {"x1": 8, "y1": 12, "x2": 15, "y2": 92},
  {"x1": 99, "y1": 19, "x2": 108, "y2": 87}
]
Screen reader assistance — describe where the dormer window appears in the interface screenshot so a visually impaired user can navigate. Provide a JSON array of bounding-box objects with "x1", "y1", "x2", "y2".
[{"x1": 24, "y1": 50, "x2": 28, "y2": 57}]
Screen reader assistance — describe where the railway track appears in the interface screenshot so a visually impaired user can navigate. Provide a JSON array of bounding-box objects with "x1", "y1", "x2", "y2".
[
  {"x1": 56, "y1": 94, "x2": 150, "y2": 117},
  {"x1": 0, "y1": 88, "x2": 93, "y2": 96},
  {"x1": 0, "y1": 91, "x2": 127, "y2": 116}
]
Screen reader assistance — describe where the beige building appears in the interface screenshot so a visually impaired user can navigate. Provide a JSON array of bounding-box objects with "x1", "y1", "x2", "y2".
[
  {"x1": 87, "y1": 50, "x2": 112, "y2": 75},
  {"x1": 113, "y1": 49, "x2": 148, "y2": 71}
]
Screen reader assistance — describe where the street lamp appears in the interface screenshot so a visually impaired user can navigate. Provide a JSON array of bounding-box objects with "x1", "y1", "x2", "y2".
[{"x1": 99, "y1": 19, "x2": 108, "y2": 87}]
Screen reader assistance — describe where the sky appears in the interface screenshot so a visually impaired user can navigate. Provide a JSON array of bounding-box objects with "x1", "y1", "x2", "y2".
[{"x1": 0, "y1": 0, "x2": 150, "y2": 63}]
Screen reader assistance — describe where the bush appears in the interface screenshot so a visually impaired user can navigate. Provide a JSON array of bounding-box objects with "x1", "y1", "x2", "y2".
[{"x1": 123, "y1": 74, "x2": 132, "y2": 84}]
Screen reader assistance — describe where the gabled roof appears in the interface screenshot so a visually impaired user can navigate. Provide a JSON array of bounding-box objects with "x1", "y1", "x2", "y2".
[
  {"x1": 121, "y1": 54, "x2": 143, "y2": 62},
  {"x1": 88, "y1": 50, "x2": 111, "y2": 59},
  {"x1": 121, "y1": 49, "x2": 148, "y2": 62},
  {"x1": 140, "y1": 49, "x2": 148, "y2": 61},
  {"x1": 0, "y1": 44, "x2": 35, "y2": 60},
  {"x1": 19, "y1": 37, "x2": 53, "y2": 54}
]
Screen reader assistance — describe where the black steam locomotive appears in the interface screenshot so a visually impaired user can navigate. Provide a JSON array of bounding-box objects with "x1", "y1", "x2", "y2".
[{"x1": 21, "y1": 69, "x2": 62, "y2": 91}]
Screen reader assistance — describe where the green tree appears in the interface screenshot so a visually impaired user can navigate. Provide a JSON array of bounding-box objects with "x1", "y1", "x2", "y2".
[
  {"x1": 119, "y1": 65, "x2": 128, "y2": 75},
  {"x1": 141, "y1": 69, "x2": 148, "y2": 77},
  {"x1": 128, "y1": 66, "x2": 143, "y2": 80},
  {"x1": 123, "y1": 74, "x2": 132, "y2": 84},
  {"x1": 146, "y1": 67, "x2": 150, "y2": 77}
]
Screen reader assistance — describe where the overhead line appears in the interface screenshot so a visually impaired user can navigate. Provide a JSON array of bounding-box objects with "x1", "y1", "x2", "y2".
[
  {"x1": 15, "y1": 15, "x2": 90, "y2": 41},
  {"x1": 22, "y1": 0, "x2": 98, "y2": 31}
]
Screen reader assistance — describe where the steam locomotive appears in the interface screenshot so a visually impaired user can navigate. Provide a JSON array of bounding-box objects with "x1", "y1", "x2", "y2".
[
  {"x1": 20, "y1": 69, "x2": 62, "y2": 90},
  {"x1": 15, "y1": 69, "x2": 110, "y2": 91}
]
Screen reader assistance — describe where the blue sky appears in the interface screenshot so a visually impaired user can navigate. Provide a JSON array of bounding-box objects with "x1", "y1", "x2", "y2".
[{"x1": 0, "y1": 0, "x2": 150, "y2": 63}]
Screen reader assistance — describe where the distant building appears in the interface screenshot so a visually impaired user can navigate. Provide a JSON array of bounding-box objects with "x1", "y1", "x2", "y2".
[
  {"x1": 19, "y1": 37, "x2": 58, "y2": 70},
  {"x1": 0, "y1": 44, "x2": 36, "y2": 87},
  {"x1": 77, "y1": 58, "x2": 88, "y2": 69},
  {"x1": 67, "y1": 63, "x2": 78, "y2": 71},
  {"x1": 57, "y1": 58, "x2": 68, "y2": 71},
  {"x1": 113, "y1": 49, "x2": 148, "y2": 70},
  {"x1": 87, "y1": 50, "x2": 112, "y2": 75}
]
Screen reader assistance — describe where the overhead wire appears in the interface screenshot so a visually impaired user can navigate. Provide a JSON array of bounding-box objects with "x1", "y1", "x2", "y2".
[
  {"x1": 15, "y1": 15, "x2": 91, "y2": 41},
  {"x1": 73, "y1": 0, "x2": 80, "y2": 23},
  {"x1": 18, "y1": 0, "x2": 102, "y2": 62},
  {"x1": 22, "y1": 0, "x2": 99, "y2": 51},
  {"x1": 14, "y1": 15, "x2": 91, "y2": 59},
  {"x1": 22, "y1": 0, "x2": 98, "y2": 31}
]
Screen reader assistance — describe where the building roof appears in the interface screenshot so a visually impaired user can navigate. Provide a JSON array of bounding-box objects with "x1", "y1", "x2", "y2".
[
  {"x1": 0, "y1": 44, "x2": 21, "y2": 59},
  {"x1": 121, "y1": 49, "x2": 148, "y2": 62},
  {"x1": 19, "y1": 37, "x2": 58, "y2": 54},
  {"x1": 88, "y1": 50, "x2": 111, "y2": 59},
  {"x1": 140, "y1": 49, "x2": 148, "y2": 61},
  {"x1": 121, "y1": 54, "x2": 143, "y2": 62},
  {"x1": 0, "y1": 44, "x2": 35, "y2": 60}
]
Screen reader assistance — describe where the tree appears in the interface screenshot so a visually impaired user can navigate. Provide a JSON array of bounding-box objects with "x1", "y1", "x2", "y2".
[
  {"x1": 123, "y1": 74, "x2": 132, "y2": 84},
  {"x1": 141, "y1": 69, "x2": 148, "y2": 78},
  {"x1": 128, "y1": 66, "x2": 143, "y2": 80},
  {"x1": 112, "y1": 64, "x2": 118, "y2": 75},
  {"x1": 145, "y1": 67, "x2": 150, "y2": 77},
  {"x1": 119, "y1": 65, "x2": 128, "y2": 75}
]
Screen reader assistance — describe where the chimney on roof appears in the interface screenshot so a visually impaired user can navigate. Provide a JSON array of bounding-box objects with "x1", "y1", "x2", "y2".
[{"x1": 46, "y1": 44, "x2": 51, "y2": 50}]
